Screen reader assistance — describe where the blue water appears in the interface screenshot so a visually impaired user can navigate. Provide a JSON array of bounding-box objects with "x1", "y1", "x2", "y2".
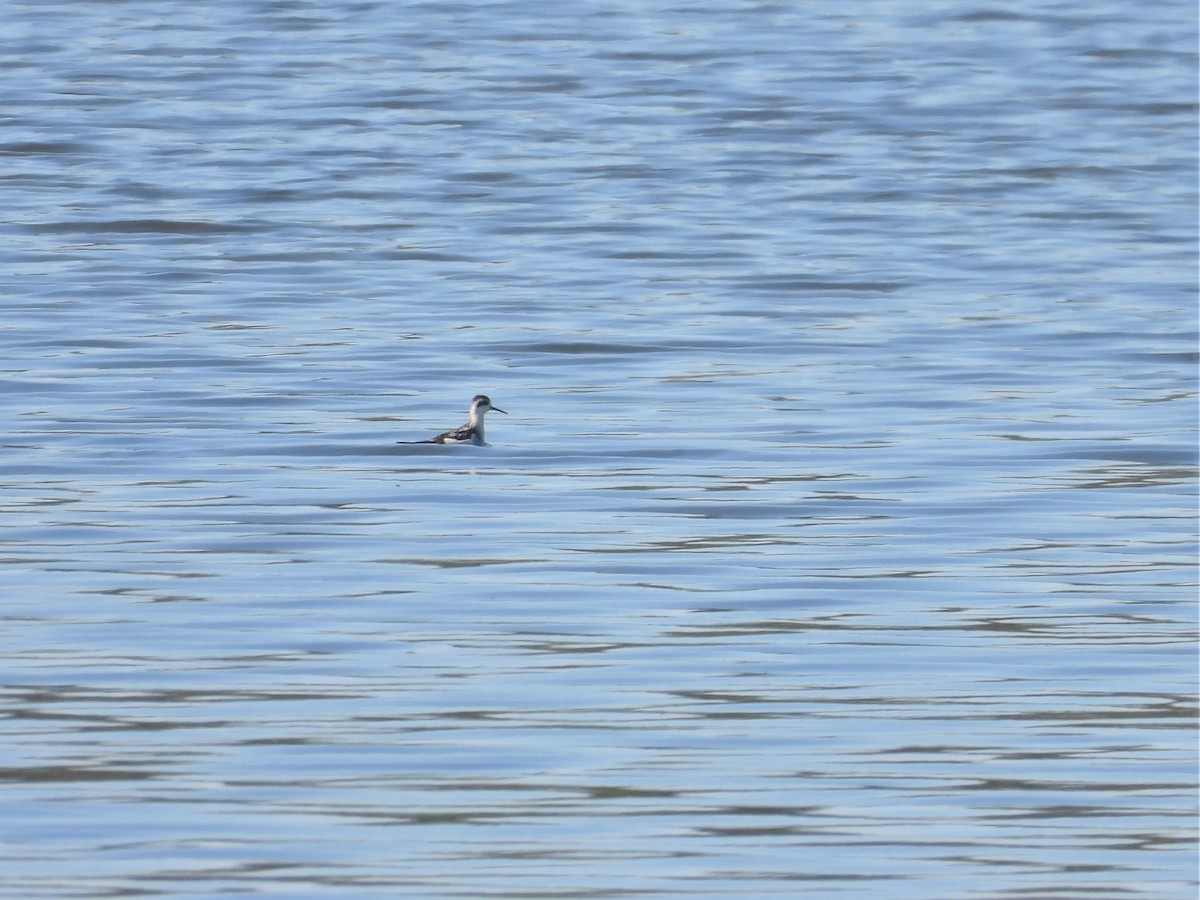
[{"x1": 2, "y1": 0, "x2": 1196, "y2": 897}]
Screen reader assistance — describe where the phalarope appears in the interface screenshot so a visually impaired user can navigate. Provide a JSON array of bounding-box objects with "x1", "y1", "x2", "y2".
[{"x1": 414, "y1": 394, "x2": 507, "y2": 446}]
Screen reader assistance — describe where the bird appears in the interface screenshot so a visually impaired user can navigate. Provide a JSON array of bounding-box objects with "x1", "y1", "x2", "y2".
[{"x1": 412, "y1": 394, "x2": 507, "y2": 446}]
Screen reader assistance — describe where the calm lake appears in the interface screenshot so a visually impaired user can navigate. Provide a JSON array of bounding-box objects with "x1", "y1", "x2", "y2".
[{"x1": 2, "y1": 0, "x2": 1197, "y2": 897}]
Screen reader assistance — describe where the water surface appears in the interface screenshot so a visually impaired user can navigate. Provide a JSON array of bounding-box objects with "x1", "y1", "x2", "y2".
[{"x1": 2, "y1": 0, "x2": 1196, "y2": 897}]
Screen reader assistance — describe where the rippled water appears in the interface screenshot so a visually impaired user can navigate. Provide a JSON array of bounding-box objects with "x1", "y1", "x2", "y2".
[{"x1": 3, "y1": 0, "x2": 1197, "y2": 897}]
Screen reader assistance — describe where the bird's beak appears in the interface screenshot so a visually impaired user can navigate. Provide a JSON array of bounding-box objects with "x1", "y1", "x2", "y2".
[{"x1": 492, "y1": 406, "x2": 508, "y2": 414}]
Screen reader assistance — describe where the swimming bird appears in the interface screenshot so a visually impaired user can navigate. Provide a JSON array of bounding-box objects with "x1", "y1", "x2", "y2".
[{"x1": 415, "y1": 394, "x2": 507, "y2": 446}]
